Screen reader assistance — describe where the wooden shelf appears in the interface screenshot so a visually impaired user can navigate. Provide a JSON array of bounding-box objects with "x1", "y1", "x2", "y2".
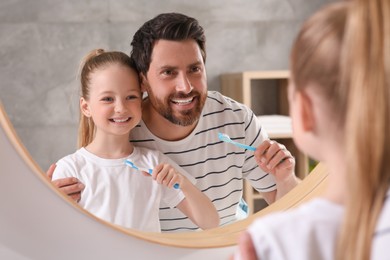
[
  {"x1": 257, "y1": 115, "x2": 292, "y2": 139},
  {"x1": 220, "y1": 70, "x2": 309, "y2": 215}
]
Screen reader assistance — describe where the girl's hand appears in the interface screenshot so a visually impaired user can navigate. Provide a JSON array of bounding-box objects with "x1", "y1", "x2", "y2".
[
  {"x1": 150, "y1": 163, "x2": 184, "y2": 189},
  {"x1": 230, "y1": 232, "x2": 257, "y2": 260},
  {"x1": 254, "y1": 140, "x2": 295, "y2": 181}
]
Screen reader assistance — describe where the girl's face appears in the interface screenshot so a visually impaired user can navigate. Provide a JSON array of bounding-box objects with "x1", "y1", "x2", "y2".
[
  {"x1": 288, "y1": 79, "x2": 331, "y2": 163},
  {"x1": 81, "y1": 64, "x2": 142, "y2": 138},
  {"x1": 288, "y1": 80, "x2": 316, "y2": 160}
]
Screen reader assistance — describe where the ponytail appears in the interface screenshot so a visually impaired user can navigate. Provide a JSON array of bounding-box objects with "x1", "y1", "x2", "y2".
[
  {"x1": 337, "y1": 0, "x2": 390, "y2": 259},
  {"x1": 77, "y1": 49, "x2": 104, "y2": 148}
]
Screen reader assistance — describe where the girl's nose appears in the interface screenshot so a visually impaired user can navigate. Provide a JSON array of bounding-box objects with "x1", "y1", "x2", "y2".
[{"x1": 114, "y1": 100, "x2": 126, "y2": 113}]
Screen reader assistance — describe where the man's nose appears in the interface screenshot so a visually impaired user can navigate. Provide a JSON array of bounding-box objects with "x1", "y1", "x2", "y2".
[{"x1": 175, "y1": 74, "x2": 193, "y2": 93}]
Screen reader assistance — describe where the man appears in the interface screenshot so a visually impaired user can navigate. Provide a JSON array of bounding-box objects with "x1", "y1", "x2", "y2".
[{"x1": 49, "y1": 13, "x2": 299, "y2": 233}]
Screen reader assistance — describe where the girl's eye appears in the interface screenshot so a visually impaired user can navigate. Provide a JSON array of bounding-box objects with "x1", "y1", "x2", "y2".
[
  {"x1": 101, "y1": 97, "x2": 113, "y2": 102},
  {"x1": 126, "y1": 95, "x2": 139, "y2": 100}
]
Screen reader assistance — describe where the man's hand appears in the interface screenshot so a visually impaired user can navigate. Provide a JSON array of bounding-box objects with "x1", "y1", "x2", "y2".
[
  {"x1": 46, "y1": 164, "x2": 84, "y2": 202},
  {"x1": 255, "y1": 140, "x2": 299, "y2": 202},
  {"x1": 254, "y1": 140, "x2": 295, "y2": 182}
]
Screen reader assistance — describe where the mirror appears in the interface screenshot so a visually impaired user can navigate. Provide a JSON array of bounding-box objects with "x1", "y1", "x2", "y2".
[
  {"x1": 0, "y1": 0, "x2": 332, "y2": 250},
  {"x1": 0, "y1": 100, "x2": 328, "y2": 252}
]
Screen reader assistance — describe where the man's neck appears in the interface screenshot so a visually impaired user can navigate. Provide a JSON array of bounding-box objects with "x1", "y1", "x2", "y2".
[{"x1": 142, "y1": 100, "x2": 197, "y2": 141}]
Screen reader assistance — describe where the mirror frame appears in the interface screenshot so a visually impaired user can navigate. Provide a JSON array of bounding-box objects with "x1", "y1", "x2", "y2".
[{"x1": 0, "y1": 101, "x2": 328, "y2": 248}]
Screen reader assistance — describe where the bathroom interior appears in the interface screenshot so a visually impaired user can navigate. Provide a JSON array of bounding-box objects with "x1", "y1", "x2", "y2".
[{"x1": 0, "y1": 1, "x2": 335, "y2": 259}]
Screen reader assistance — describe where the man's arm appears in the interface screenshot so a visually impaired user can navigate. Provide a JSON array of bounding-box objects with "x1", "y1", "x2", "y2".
[
  {"x1": 255, "y1": 140, "x2": 300, "y2": 204},
  {"x1": 46, "y1": 163, "x2": 85, "y2": 202}
]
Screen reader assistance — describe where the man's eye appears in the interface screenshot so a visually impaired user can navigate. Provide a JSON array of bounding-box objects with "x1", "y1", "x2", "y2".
[
  {"x1": 190, "y1": 66, "x2": 201, "y2": 73},
  {"x1": 163, "y1": 70, "x2": 174, "y2": 76}
]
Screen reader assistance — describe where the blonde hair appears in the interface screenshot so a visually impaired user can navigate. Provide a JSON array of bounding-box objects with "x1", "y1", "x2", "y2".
[
  {"x1": 77, "y1": 49, "x2": 138, "y2": 148},
  {"x1": 339, "y1": 0, "x2": 390, "y2": 259},
  {"x1": 291, "y1": 0, "x2": 390, "y2": 259},
  {"x1": 290, "y1": 2, "x2": 348, "y2": 123}
]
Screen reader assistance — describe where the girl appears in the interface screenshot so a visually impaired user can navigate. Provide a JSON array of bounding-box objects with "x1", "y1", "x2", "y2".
[
  {"x1": 235, "y1": 0, "x2": 390, "y2": 259},
  {"x1": 52, "y1": 49, "x2": 219, "y2": 232}
]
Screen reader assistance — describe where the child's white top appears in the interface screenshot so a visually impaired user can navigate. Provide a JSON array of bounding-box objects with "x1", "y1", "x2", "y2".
[
  {"x1": 245, "y1": 199, "x2": 343, "y2": 260},
  {"x1": 52, "y1": 146, "x2": 188, "y2": 232},
  {"x1": 238, "y1": 189, "x2": 390, "y2": 260},
  {"x1": 372, "y1": 189, "x2": 390, "y2": 260}
]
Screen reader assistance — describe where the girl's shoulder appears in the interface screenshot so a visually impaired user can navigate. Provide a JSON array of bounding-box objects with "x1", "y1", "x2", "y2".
[
  {"x1": 255, "y1": 198, "x2": 343, "y2": 230},
  {"x1": 56, "y1": 148, "x2": 86, "y2": 167},
  {"x1": 248, "y1": 199, "x2": 343, "y2": 260},
  {"x1": 52, "y1": 148, "x2": 87, "y2": 180},
  {"x1": 128, "y1": 146, "x2": 161, "y2": 168},
  {"x1": 371, "y1": 189, "x2": 390, "y2": 260}
]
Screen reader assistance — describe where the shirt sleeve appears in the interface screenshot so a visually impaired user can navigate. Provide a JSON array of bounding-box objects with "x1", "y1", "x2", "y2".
[
  {"x1": 241, "y1": 107, "x2": 276, "y2": 192},
  {"x1": 51, "y1": 158, "x2": 77, "y2": 181},
  {"x1": 156, "y1": 152, "x2": 191, "y2": 208},
  {"x1": 160, "y1": 186, "x2": 185, "y2": 209}
]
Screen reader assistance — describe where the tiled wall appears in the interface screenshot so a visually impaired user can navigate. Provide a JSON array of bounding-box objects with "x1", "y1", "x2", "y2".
[{"x1": 0, "y1": 0, "x2": 335, "y2": 170}]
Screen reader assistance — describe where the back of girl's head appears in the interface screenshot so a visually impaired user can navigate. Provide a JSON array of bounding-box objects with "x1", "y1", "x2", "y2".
[
  {"x1": 291, "y1": 1, "x2": 390, "y2": 259},
  {"x1": 290, "y1": 2, "x2": 348, "y2": 126},
  {"x1": 78, "y1": 49, "x2": 138, "y2": 148}
]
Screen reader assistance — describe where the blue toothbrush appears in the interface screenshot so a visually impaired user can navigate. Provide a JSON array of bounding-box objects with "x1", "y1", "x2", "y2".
[
  {"x1": 218, "y1": 132, "x2": 256, "y2": 151},
  {"x1": 124, "y1": 159, "x2": 180, "y2": 189}
]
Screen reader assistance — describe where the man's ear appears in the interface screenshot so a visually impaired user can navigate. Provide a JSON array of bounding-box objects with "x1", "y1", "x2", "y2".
[
  {"x1": 80, "y1": 98, "x2": 91, "y2": 118},
  {"x1": 299, "y1": 91, "x2": 315, "y2": 132}
]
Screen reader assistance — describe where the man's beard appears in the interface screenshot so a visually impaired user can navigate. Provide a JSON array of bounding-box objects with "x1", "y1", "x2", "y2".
[{"x1": 146, "y1": 88, "x2": 206, "y2": 127}]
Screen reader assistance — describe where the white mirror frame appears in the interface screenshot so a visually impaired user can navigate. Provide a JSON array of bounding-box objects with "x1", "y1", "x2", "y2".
[{"x1": 0, "y1": 101, "x2": 328, "y2": 259}]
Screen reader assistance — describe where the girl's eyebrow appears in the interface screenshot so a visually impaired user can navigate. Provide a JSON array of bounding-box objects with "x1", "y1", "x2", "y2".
[{"x1": 97, "y1": 91, "x2": 114, "y2": 96}]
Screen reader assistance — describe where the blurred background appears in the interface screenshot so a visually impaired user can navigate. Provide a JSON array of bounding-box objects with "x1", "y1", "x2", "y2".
[{"x1": 0, "y1": 0, "x2": 335, "y2": 171}]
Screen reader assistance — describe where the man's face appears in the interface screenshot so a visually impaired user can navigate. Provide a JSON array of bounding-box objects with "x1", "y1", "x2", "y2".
[{"x1": 141, "y1": 39, "x2": 207, "y2": 126}]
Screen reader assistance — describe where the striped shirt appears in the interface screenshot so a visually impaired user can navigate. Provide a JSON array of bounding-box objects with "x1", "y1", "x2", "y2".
[{"x1": 130, "y1": 91, "x2": 276, "y2": 232}]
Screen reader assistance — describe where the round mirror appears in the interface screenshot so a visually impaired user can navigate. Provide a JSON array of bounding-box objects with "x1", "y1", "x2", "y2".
[
  {"x1": 0, "y1": 100, "x2": 328, "y2": 259},
  {"x1": 0, "y1": 1, "x2": 332, "y2": 258}
]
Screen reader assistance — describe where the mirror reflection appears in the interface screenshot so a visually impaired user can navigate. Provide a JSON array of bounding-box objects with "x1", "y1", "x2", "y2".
[{"x1": 0, "y1": 0, "x2": 335, "y2": 233}]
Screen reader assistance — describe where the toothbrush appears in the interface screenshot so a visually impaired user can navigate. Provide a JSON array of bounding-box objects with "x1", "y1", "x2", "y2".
[
  {"x1": 124, "y1": 159, "x2": 180, "y2": 189},
  {"x1": 218, "y1": 132, "x2": 256, "y2": 151}
]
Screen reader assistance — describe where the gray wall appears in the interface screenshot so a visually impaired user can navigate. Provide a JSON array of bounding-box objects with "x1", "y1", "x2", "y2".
[{"x1": 0, "y1": 0, "x2": 335, "y2": 171}]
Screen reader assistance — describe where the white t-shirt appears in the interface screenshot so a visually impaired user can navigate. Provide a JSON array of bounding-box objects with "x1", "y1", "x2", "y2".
[
  {"x1": 244, "y1": 199, "x2": 343, "y2": 260},
  {"x1": 237, "y1": 189, "x2": 390, "y2": 260},
  {"x1": 372, "y1": 189, "x2": 390, "y2": 260},
  {"x1": 52, "y1": 146, "x2": 186, "y2": 232},
  {"x1": 130, "y1": 91, "x2": 276, "y2": 232}
]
